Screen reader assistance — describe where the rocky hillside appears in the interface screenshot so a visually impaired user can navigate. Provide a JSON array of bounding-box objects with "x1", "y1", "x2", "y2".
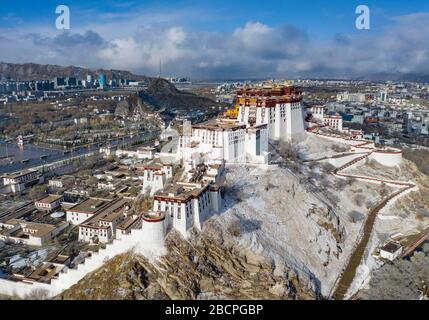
[
  {"x1": 139, "y1": 78, "x2": 218, "y2": 111},
  {"x1": 56, "y1": 220, "x2": 317, "y2": 300},
  {"x1": 0, "y1": 62, "x2": 148, "y2": 81}
]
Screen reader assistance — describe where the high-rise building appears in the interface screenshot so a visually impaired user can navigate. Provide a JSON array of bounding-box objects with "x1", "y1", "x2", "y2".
[
  {"x1": 98, "y1": 74, "x2": 106, "y2": 89},
  {"x1": 53, "y1": 77, "x2": 66, "y2": 89},
  {"x1": 379, "y1": 91, "x2": 387, "y2": 103},
  {"x1": 66, "y1": 77, "x2": 77, "y2": 87}
]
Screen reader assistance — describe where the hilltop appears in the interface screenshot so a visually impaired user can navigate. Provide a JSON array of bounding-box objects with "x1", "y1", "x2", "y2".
[{"x1": 138, "y1": 78, "x2": 219, "y2": 111}]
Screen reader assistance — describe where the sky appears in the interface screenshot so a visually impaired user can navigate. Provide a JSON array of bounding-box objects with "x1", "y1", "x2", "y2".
[{"x1": 1, "y1": 0, "x2": 429, "y2": 79}]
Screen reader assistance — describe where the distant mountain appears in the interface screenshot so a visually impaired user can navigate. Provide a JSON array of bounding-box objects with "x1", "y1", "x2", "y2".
[
  {"x1": 139, "y1": 78, "x2": 218, "y2": 111},
  {"x1": 0, "y1": 62, "x2": 149, "y2": 81},
  {"x1": 364, "y1": 72, "x2": 429, "y2": 83}
]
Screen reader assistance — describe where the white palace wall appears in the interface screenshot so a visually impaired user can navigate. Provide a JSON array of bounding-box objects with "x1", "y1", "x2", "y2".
[
  {"x1": 370, "y1": 151, "x2": 403, "y2": 167},
  {"x1": 0, "y1": 221, "x2": 167, "y2": 299}
]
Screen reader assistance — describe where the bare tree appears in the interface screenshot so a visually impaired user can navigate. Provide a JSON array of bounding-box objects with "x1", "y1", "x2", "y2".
[
  {"x1": 354, "y1": 194, "x2": 366, "y2": 207},
  {"x1": 346, "y1": 177, "x2": 356, "y2": 186},
  {"x1": 335, "y1": 179, "x2": 347, "y2": 190},
  {"x1": 363, "y1": 250, "x2": 429, "y2": 300},
  {"x1": 379, "y1": 182, "x2": 388, "y2": 198},
  {"x1": 321, "y1": 163, "x2": 336, "y2": 174},
  {"x1": 331, "y1": 144, "x2": 348, "y2": 153},
  {"x1": 277, "y1": 141, "x2": 300, "y2": 162},
  {"x1": 24, "y1": 288, "x2": 50, "y2": 300},
  {"x1": 348, "y1": 210, "x2": 365, "y2": 223}
]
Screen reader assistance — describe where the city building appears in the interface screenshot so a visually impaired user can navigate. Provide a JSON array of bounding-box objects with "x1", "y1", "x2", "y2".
[
  {"x1": 76, "y1": 198, "x2": 132, "y2": 243},
  {"x1": 98, "y1": 74, "x2": 106, "y2": 89},
  {"x1": 323, "y1": 115, "x2": 343, "y2": 131},
  {"x1": 66, "y1": 197, "x2": 115, "y2": 225},
  {"x1": 49, "y1": 176, "x2": 75, "y2": 189},
  {"x1": 34, "y1": 195, "x2": 64, "y2": 212},
  {"x1": 0, "y1": 219, "x2": 69, "y2": 247},
  {"x1": 2, "y1": 170, "x2": 40, "y2": 193}
]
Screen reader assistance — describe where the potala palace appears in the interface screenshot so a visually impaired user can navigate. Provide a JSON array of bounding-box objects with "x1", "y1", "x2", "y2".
[
  {"x1": 177, "y1": 82, "x2": 307, "y2": 165},
  {"x1": 0, "y1": 81, "x2": 407, "y2": 298}
]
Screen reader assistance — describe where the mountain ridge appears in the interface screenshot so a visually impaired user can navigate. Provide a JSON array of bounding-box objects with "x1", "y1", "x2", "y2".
[{"x1": 0, "y1": 62, "x2": 149, "y2": 81}]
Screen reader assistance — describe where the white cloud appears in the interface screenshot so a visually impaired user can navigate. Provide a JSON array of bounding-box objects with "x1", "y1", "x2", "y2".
[{"x1": 1, "y1": 12, "x2": 429, "y2": 80}]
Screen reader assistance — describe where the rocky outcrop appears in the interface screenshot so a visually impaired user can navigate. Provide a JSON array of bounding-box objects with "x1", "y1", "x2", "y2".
[
  {"x1": 56, "y1": 220, "x2": 317, "y2": 300},
  {"x1": 138, "y1": 78, "x2": 218, "y2": 112}
]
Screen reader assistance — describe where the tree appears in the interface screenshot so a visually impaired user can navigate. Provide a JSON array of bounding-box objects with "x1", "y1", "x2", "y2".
[
  {"x1": 335, "y1": 179, "x2": 347, "y2": 190},
  {"x1": 348, "y1": 210, "x2": 365, "y2": 223},
  {"x1": 25, "y1": 288, "x2": 50, "y2": 300},
  {"x1": 28, "y1": 185, "x2": 47, "y2": 201},
  {"x1": 354, "y1": 194, "x2": 366, "y2": 207},
  {"x1": 346, "y1": 177, "x2": 356, "y2": 186},
  {"x1": 363, "y1": 247, "x2": 429, "y2": 300},
  {"x1": 331, "y1": 144, "x2": 348, "y2": 153},
  {"x1": 321, "y1": 163, "x2": 336, "y2": 174},
  {"x1": 379, "y1": 183, "x2": 388, "y2": 197},
  {"x1": 277, "y1": 141, "x2": 300, "y2": 162}
]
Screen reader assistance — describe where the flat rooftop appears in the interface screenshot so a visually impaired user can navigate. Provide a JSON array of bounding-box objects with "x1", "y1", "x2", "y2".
[
  {"x1": 117, "y1": 216, "x2": 140, "y2": 230},
  {"x1": 67, "y1": 198, "x2": 112, "y2": 214},
  {"x1": 154, "y1": 182, "x2": 208, "y2": 202},
  {"x1": 36, "y1": 194, "x2": 63, "y2": 204},
  {"x1": 80, "y1": 198, "x2": 132, "y2": 227},
  {"x1": 4, "y1": 170, "x2": 38, "y2": 180},
  {"x1": 5, "y1": 219, "x2": 57, "y2": 237},
  {"x1": 192, "y1": 119, "x2": 246, "y2": 132},
  {"x1": 381, "y1": 241, "x2": 402, "y2": 253}
]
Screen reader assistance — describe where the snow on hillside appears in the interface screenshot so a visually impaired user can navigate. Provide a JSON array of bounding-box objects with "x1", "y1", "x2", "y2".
[
  {"x1": 297, "y1": 135, "x2": 348, "y2": 161},
  {"x1": 206, "y1": 133, "x2": 423, "y2": 298},
  {"x1": 208, "y1": 162, "x2": 384, "y2": 297}
]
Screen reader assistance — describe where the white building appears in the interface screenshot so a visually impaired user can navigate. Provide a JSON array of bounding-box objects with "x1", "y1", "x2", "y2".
[
  {"x1": 0, "y1": 219, "x2": 69, "y2": 247},
  {"x1": 137, "y1": 162, "x2": 174, "y2": 196},
  {"x1": 337, "y1": 92, "x2": 366, "y2": 103},
  {"x1": 35, "y1": 195, "x2": 64, "y2": 212},
  {"x1": 67, "y1": 198, "x2": 118, "y2": 226},
  {"x1": 153, "y1": 182, "x2": 222, "y2": 238},
  {"x1": 236, "y1": 84, "x2": 306, "y2": 141},
  {"x1": 323, "y1": 115, "x2": 343, "y2": 131},
  {"x1": 380, "y1": 241, "x2": 403, "y2": 261},
  {"x1": 49, "y1": 176, "x2": 75, "y2": 189},
  {"x1": 178, "y1": 119, "x2": 269, "y2": 164},
  {"x1": 116, "y1": 216, "x2": 142, "y2": 240},
  {"x1": 3, "y1": 170, "x2": 40, "y2": 193},
  {"x1": 308, "y1": 105, "x2": 325, "y2": 122},
  {"x1": 115, "y1": 146, "x2": 156, "y2": 160},
  {"x1": 77, "y1": 198, "x2": 132, "y2": 243}
]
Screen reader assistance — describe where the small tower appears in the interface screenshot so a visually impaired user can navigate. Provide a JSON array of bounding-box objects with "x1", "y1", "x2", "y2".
[{"x1": 141, "y1": 211, "x2": 167, "y2": 246}]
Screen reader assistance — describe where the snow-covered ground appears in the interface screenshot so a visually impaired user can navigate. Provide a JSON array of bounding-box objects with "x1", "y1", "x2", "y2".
[
  {"x1": 209, "y1": 134, "x2": 428, "y2": 298},
  {"x1": 297, "y1": 135, "x2": 349, "y2": 161},
  {"x1": 211, "y1": 161, "x2": 386, "y2": 297}
]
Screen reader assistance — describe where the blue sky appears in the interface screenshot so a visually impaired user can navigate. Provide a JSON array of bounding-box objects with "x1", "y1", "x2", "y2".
[{"x1": 1, "y1": 1, "x2": 429, "y2": 79}]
